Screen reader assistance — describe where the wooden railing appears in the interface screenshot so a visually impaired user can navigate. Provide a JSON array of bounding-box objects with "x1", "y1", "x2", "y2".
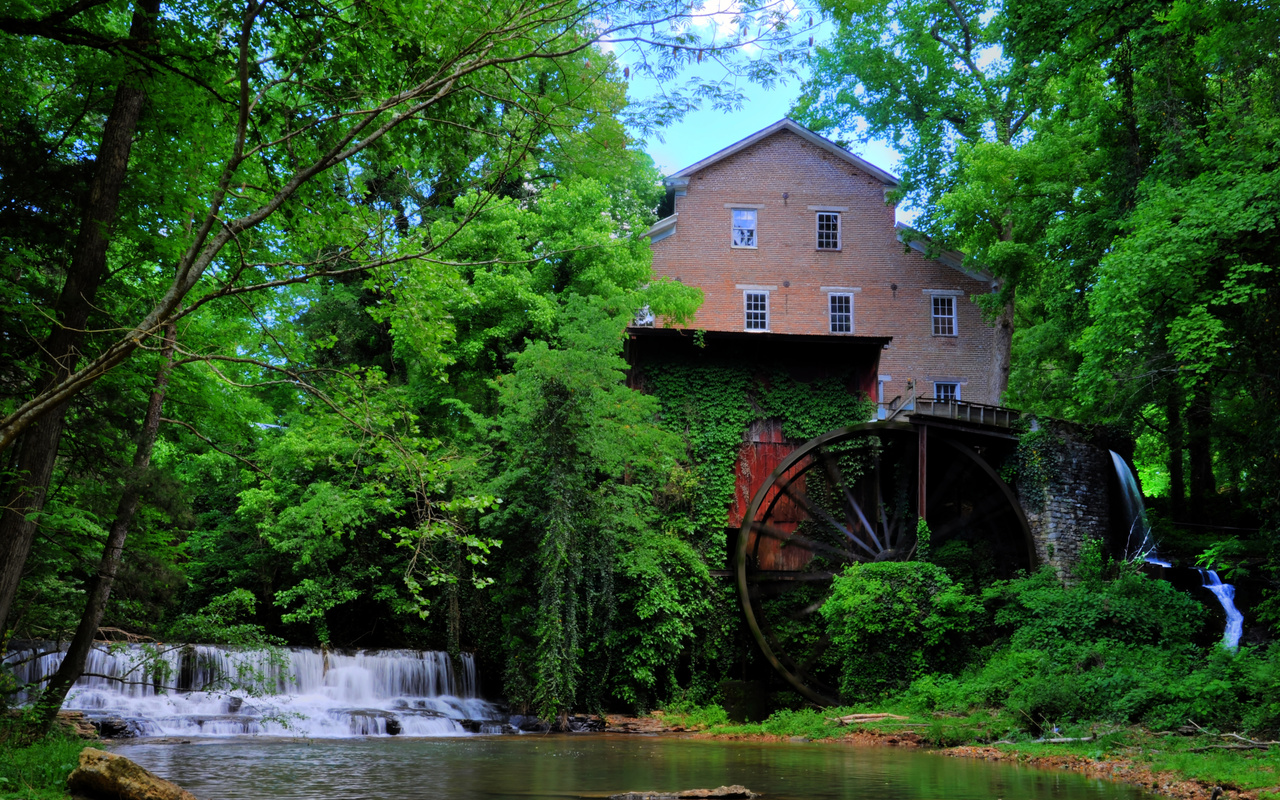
[{"x1": 909, "y1": 397, "x2": 1020, "y2": 428}]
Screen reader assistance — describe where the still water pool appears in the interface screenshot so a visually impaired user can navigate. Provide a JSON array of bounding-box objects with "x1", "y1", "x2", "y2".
[{"x1": 115, "y1": 735, "x2": 1153, "y2": 800}]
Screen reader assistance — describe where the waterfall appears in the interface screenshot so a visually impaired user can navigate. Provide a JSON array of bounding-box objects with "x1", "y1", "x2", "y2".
[
  {"x1": 1199, "y1": 569, "x2": 1245, "y2": 650},
  {"x1": 1109, "y1": 451, "x2": 1171, "y2": 566},
  {"x1": 1109, "y1": 452, "x2": 1245, "y2": 649},
  {"x1": 2, "y1": 643, "x2": 505, "y2": 738}
]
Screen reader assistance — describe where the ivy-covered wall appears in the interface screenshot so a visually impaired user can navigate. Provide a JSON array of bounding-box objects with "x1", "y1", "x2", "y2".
[{"x1": 642, "y1": 355, "x2": 876, "y2": 567}]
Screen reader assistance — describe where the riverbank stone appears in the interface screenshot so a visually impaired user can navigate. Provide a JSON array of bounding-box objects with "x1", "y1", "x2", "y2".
[
  {"x1": 67, "y1": 747, "x2": 199, "y2": 800},
  {"x1": 609, "y1": 786, "x2": 758, "y2": 800},
  {"x1": 91, "y1": 716, "x2": 136, "y2": 739}
]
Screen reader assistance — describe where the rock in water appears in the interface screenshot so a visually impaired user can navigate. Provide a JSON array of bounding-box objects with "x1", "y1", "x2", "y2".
[
  {"x1": 67, "y1": 748, "x2": 199, "y2": 800},
  {"x1": 610, "y1": 787, "x2": 759, "y2": 800}
]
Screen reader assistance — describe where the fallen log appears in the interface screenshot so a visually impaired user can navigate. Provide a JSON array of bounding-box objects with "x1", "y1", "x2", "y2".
[
  {"x1": 825, "y1": 713, "x2": 910, "y2": 725},
  {"x1": 608, "y1": 786, "x2": 758, "y2": 800}
]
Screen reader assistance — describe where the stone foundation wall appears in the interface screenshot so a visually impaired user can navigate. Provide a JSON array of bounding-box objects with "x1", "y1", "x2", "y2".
[{"x1": 1019, "y1": 432, "x2": 1112, "y2": 580}]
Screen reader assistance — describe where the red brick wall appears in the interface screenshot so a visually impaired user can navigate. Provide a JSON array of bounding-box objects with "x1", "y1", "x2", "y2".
[{"x1": 649, "y1": 129, "x2": 998, "y2": 406}]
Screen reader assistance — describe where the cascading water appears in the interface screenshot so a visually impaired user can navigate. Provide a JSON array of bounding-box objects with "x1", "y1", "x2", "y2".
[
  {"x1": 3, "y1": 643, "x2": 505, "y2": 738},
  {"x1": 1199, "y1": 570, "x2": 1245, "y2": 650},
  {"x1": 1109, "y1": 450, "x2": 1170, "y2": 566},
  {"x1": 1110, "y1": 451, "x2": 1244, "y2": 649}
]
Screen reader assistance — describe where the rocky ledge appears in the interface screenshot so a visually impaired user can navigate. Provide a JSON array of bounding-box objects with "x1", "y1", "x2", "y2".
[{"x1": 67, "y1": 748, "x2": 199, "y2": 800}]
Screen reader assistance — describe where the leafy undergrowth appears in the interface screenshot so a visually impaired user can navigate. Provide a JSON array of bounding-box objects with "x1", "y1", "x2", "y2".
[
  {"x1": 0, "y1": 733, "x2": 81, "y2": 800},
  {"x1": 655, "y1": 704, "x2": 1280, "y2": 798}
]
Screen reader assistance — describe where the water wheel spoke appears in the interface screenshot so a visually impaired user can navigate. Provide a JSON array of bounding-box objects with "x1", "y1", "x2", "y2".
[
  {"x1": 773, "y1": 481, "x2": 878, "y2": 558},
  {"x1": 815, "y1": 449, "x2": 884, "y2": 553},
  {"x1": 877, "y1": 482, "x2": 893, "y2": 548},
  {"x1": 752, "y1": 521, "x2": 865, "y2": 562}
]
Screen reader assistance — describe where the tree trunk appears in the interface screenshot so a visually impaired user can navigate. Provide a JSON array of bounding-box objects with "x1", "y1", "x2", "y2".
[
  {"x1": 1187, "y1": 382, "x2": 1215, "y2": 524},
  {"x1": 36, "y1": 324, "x2": 176, "y2": 730},
  {"x1": 1166, "y1": 386, "x2": 1186, "y2": 522},
  {"x1": 988, "y1": 294, "x2": 1015, "y2": 404},
  {"x1": 0, "y1": 0, "x2": 157, "y2": 640}
]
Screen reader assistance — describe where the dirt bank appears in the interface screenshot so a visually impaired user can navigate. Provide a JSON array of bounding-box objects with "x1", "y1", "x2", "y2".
[
  {"x1": 605, "y1": 715, "x2": 1270, "y2": 800},
  {"x1": 944, "y1": 745, "x2": 1271, "y2": 800}
]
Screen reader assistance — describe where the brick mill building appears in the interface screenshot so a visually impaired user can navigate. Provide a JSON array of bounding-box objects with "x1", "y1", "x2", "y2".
[{"x1": 633, "y1": 118, "x2": 1000, "y2": 411}]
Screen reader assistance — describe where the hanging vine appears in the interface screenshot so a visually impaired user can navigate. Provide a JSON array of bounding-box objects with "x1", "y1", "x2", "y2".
[{"x1": 644, "y1": 357, "x2": 875, "y2": 566}]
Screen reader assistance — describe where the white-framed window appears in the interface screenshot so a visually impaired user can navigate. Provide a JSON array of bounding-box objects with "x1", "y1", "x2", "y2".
[
  {"x1": 816, "y1": 212, "x2": 840, "y2": 250},
  {"x1": 732, "y1": 209, "x2": 757, "y2": 248},
  {"x1": 829, "y1": 293, "x2": 853, "y2": 333},
  {"x1": 932, "y1": 295, "x2": 956, "y2": 336},
  {"x1": 934, "y1": 382, "x2": 960, "y2": 402},
  {"x1": 633, "y1": 305, "x2": 655, "y2": 327},
  {"x1": 744, "y1": 291, "x2": 769, "y2": 330}
]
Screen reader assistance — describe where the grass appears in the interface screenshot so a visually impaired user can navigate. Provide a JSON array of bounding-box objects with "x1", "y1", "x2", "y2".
[
  {"x1": 656, "y1": 703, "x2": 1280, "y2": 798},
  {"x1": 0, "y1": 732, "x2": 82, "y2": 800}
]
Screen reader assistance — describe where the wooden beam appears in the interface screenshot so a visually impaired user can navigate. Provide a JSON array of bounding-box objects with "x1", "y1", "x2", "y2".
[{"x1": 917, "y1": 423, "x2": 928, "y2": 519}]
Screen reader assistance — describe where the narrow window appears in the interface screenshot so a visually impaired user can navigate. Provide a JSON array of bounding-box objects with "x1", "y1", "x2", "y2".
[
  {"x1": 829, "y1": 293, "x2": 853, "y2": 333},
  {"x1": 934, "y1": 382, "x2": 960, "y2": 402},
  {"x1": 816, "y1": 212, "x2": 840, "y2": 250},
  {"x1": 744, "y1": 291, "x2": 768, "y2": 330},
  {"x1": 932, "y1": 295, "x2": 956, "y2": 336},
  {"x1": 732, "y1": 209, "x2": 757, "y2": 248}
]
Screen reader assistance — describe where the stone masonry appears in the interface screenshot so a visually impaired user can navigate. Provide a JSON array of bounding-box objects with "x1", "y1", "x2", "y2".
[{"x1": 1018, "y1": 431, "x2": 1113, "y2": 580}]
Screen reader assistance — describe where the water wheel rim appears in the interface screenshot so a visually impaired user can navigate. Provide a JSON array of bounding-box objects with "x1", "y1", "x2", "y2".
[
  {"x1": 734, "y1": 421, "x2": 914, "y2": 706},
  {"x1": 734, "y1": 422, "x2": 1036, "y2": 706}
]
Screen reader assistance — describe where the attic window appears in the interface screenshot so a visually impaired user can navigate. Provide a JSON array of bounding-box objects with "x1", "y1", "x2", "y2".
[
  {"x1": 732, "y1": 209, "x2": 757, "y2": 248},
  {"x1": 816, "y1": 212, "x2": 840, "y2": 250}
]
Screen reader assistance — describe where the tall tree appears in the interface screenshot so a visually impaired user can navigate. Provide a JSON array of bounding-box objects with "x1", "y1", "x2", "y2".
[
  {"x1": 0, "y1": 0, "x2": 159, "y2": 639},
  {"x1": 792, "y1": 0, "x2": 1053, "y2": 400},
  {"x1": 36, "y1": 324, "x2": 177, "y2": 728},
  {"x1": 0, "y1": 0, "x2": 808, "y2": 638}
]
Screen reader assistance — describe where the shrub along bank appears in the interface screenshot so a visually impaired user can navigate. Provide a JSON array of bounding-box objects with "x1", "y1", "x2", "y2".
[{"x1": 660, "y1": 549, "x2": 1280, "y2": 797}]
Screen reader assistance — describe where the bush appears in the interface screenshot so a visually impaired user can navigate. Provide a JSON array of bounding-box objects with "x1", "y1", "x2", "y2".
[
  {"x1": 987, "y1": 560, "x2": 1206, "y2": 652},
  {"x1": 821, "y1": 562, "x2": 981, "y2": 701},
  {"x1": 895, "y1": 555, "x2": 1280, "y2": 735}
]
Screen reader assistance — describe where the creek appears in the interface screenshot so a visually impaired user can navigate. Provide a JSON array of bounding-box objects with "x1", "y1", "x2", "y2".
[{"x1": 112, "y1": 735, "x2": 1154, "y2": 800}]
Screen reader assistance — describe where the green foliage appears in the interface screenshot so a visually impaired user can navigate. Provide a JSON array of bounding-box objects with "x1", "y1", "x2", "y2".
[
  {"x1": 892, "y1": 556, "x2": 1280, "y2": 735},
  {"x1": 0, "y1": 733, "x2": 83, "y2": 799},
  {"x1": 163, "y1": 589, "x2": 280, "y2": 647},
  {"x1": 485, "y1": 297, "x2": 715, "y2": 718},
  {"x1": 821, "y1": 562, "x2": 981, "y2": 701},
  {"x1": 1002, "y1": 426, "x2": 1062, "y2": 512}
]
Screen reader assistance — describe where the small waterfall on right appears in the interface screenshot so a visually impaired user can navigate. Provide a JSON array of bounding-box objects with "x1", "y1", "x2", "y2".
[
  {"x1": 1110, "y1": 451, "x2": 1243, "y2": 649},
  {"x1": 1198, "y1": 569, "x2": 1245, "y2": 650}
]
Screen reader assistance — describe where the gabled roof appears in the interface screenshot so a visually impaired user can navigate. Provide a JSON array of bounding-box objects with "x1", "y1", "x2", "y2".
[
  {"x1": 896, "y1": 222, "x2": 994, "y2": 284},
  {"x1": 665, "y1": 118, "x2": 900, "y2": 188}
]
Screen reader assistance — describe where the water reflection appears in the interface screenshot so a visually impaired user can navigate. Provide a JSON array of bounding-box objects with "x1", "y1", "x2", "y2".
[{"x1": 116, "y1": 735, "x2": 1154, "y2": 800}]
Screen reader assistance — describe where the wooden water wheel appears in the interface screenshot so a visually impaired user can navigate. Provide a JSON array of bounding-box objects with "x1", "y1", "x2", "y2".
[{"x1": 733, "y1": 421, "x2": 1034, "y2": 706}]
